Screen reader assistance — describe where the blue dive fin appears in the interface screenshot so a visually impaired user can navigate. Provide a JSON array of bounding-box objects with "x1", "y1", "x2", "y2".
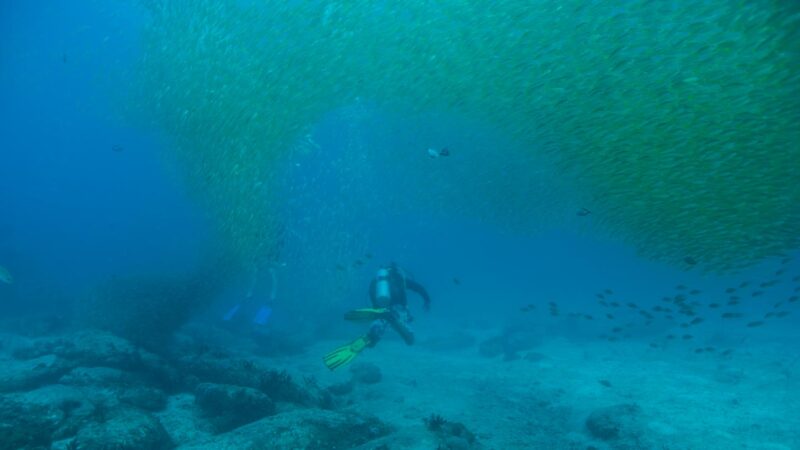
[
  {"x1": 253, "y1": 305, "x2": 272, "y2": 325},
  {"x1": 223, "y1": 304, "x2": 241, "y2": 321}
]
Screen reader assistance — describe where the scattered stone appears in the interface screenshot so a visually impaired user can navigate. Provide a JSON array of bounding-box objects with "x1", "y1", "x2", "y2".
[
  {"x1": 585, "y1": 403, "x2": 642, "y2": 441},
  {"x1": 350, "y1": 362, "x2": 382, "y2": 384},
  {"x1": 423, "y1": 414, "x2": 480, "y2": 449}
]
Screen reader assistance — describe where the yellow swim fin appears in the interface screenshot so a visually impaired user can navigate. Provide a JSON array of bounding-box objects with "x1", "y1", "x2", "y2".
[
  {"x1": 343, "y1": 308, "x2": 390, "y2": 321},
  {"x1": 323, "y1": 335, "x2": 371, "y2": 371}
]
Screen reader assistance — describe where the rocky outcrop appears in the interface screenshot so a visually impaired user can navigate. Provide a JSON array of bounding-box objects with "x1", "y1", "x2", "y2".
[{"x1": 194, "y1": 382, "x2": 276, "y2": 432}]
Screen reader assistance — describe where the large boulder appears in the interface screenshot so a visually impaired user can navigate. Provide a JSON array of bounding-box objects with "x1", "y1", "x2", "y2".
[
  {"x1": 0, "y1": 384, "x2": 104, "y2": 447},
  {"x1": 194, "y1": 382, "x2": 276, "y2": 432},
  {"x1": 72, "y1": 408, "x2": 172, "y2": 450},
  {"x1": 178, "y1": 409, "x2": 391, "y2": 450},
  {"x1": 0, "y1": 353, "x2": 73, "y2": 393},
  {"x1": 12, "y1": 330, "x2": 179, "y2": 389},
  {"x1": 177, "y1": 355, "x2": 314, "y2": 405}
]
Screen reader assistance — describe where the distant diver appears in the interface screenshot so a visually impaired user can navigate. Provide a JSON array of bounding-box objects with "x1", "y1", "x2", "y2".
[{"x1": 323, "y1": 262, "x2": 431, "y2": 370}]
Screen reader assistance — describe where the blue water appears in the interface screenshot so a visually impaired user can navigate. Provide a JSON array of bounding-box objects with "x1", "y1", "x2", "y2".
[{"x1": 1, "y1": 3, "x2": 798, "y2": 449}]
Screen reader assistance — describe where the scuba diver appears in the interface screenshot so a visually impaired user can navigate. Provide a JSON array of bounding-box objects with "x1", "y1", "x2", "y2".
[{"x1": 323, "y1": 262, "x2": 431, "y2": 370}]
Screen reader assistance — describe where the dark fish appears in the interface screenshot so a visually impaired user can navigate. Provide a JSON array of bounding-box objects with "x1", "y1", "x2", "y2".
[
  {"x1": 610, "y1": 302, "x2": 620, "y2": 307},
  {"x1": 722, "y1": 312, "x2": 743, "y2": 319},
  {"x1": 606, "y1": 314, "x2": 614, "y2": 319},
  {"x1": 112, "y1": 144, "x2": 124, "y2": 152},
  {"x1": 793, "y1": 275, "x2": 800, "y2": 282},
  {"x1": 774, "y1": 311, "x2": 791, "y2": 318},
  {"x1": 577, "y1": 208, "x2": 592, "y2": 216},
  {"x1": 599, "y1": 300, "x2": 608, "y2": 306},
  {"x1": 721, "y1": 349, "x2": 734, "y2": 356},
  {"x1": 627, "y1": 303, "x2": 638, "y2": 309},
  {"x1": 550, "y1": 311, "x2": 559, "y2": 316},
  {"x1": 662, "y1": 297, "x2": 672, "y2": 302},
  {"x1": 584, "y1": 315, "x2": 593, "y2": 320},
  {"x1": 649, "y1": 342, "x2": 659, "y2": 348},
  {"x1": 676, "y1": 285, "x2": 687, "y2": 290},
  {"x1": 684, "y1": 257, "x2": 697, "y2": 266},
  {"x1": 604, "y1": 289, "x2": 614, "y2": 295},
  {"x1": 775, "y1": 269, "x2": 785, "y2": 276},
  {"x1": 746, "y1": 321, "x2": 764, "y2": 328},
  {"x1": 335, "y1": 264, "x2": 346, "y2": 271},
  {"x1": 652, "y1": 306, "x2": 664, "y2": 312},
  {"x1": 598, "y1": 380, "x2": 612, "y2": 388},
  {"x1": 781, "y1": 257, "x2": 792, "y2": 265},
  {"x1": 773, "y1": 301, "x2": 783, "y2": 309},
  {"x1": 680, "y1": 323, "x2": 689, "y2": 328},
  {"x1": 365, "y1": 253, "x2": 373, "y2": 259},
  {"x1": 727, "y1": 300, "x2": 740, "y2": 306},
  {"x1": 666, "y1": 334, "x2": 676, "y2": 339},
  {"x1": 596, "y1": 293, "x2": 605, "y2": 299},
  {"x1": 795, "y1": 286, "x2": 800, "y2": 292},
  {"x1": 675, "y1": 294, "x2": 688, "y2": 301},
  {"x1": 788, "y1": 296, "x2": 798, "y2": 303},
  {"x1": 549, "y1": 301, "x2": 557, "y2": 307},
  {"x1": 725, "y1": 288, "x2": 736, "y2": 293},
  {"x1": 765, "y1": 312, "x2": 775, "y2": 318},
  {"x1": 739, "y1": 281, "x2": 750, "y2": 288},
  {"x1": 708, "y1": 303, "x2": 720, "y2": 308},
  {"x1": 439, "y1": 147, "x2": 450, "y2": 157},
  {"x1": 694, "y1": 348, "x2": 704, "y2": 353},
  {"x1": 612, "y1": 327, "x2": 623, "y2": 333},
  {"x1": 752, "y1": 291, "x2": 764, "y2": 297},
  {"x1": 682, "y1": 334, "x2": 693, "y2": 340},
  {"x1": 729, "y1": 295, "x2": 740, "y2": 300},
  {"x1": 689, "y1": 289, "x2": 702, "y2": 295},
  {"x1": 452, "y1": 277, "x2": 461, "y2": 285},
  {"x1": 704, "y1": 347, "x2": 716, "y2": 352},
  {"x1": 690, "y1": 317, "x2": 704, "y2": 325},
  {"x1": 352, "y1": 259, "x2": 364, "y2": 267}
]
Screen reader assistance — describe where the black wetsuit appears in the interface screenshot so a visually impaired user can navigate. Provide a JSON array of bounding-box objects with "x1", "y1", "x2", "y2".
[
  {"x1": 366, "y1": 267, "x2": 430, "y2": 346},
  {"x1": 368, "y1": 269, "x2": 431, "y2": 309}
]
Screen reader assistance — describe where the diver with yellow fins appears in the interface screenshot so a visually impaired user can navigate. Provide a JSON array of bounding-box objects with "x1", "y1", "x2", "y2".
[{"x1": 323, "y1": 262, "x2": 431, "y2": 370}]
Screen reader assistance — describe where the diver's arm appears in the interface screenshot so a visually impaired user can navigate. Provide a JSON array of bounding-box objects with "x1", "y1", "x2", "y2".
[{"x1": 406, "y1": 279, "x2": 431, "y2": 310}]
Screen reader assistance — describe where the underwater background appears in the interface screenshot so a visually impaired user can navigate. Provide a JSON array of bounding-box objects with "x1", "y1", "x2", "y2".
[{"x1": 1, "y1": 1, "x2": 799, "y2": 449}]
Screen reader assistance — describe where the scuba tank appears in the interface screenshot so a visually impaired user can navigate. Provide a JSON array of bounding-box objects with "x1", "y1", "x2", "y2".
[{"x1": 375, "y1": 268, "x2": 392, "y2": 307}]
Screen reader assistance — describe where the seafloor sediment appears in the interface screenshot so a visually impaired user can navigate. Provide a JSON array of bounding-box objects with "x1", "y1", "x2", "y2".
[{"x1": 0, "y1": 320, "x2": 797, "y2": 449}]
